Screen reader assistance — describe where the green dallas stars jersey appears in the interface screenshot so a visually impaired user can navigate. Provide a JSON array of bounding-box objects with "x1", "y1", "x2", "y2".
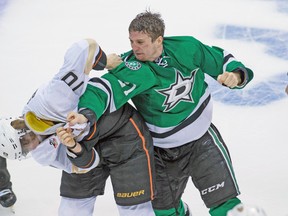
[{"x1": 79, "y1": 36, "x2": 253, "y2": 148}]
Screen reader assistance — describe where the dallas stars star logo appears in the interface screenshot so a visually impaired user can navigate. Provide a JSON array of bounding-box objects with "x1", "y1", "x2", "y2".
[{"x1": 156, "y1": 68, "x2": 198, "y2": 112}]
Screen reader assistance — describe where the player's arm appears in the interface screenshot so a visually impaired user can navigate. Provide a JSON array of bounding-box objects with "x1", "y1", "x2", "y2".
[
  {"x1": 56, "y1": 110, "x2": 99, "y2": 169},
  {"x1": 189, "y1": 37, "x2": 253, "y2": 89},
  {"x1": 84, "y1": 39, "x2": 98, "y2": 74},
  {"x1": 56, "y1": 125, "x2": 99, "y2": 169},
  {"x1": 86, "y1": 38, "x2": 123, "y2": 73},
  {"x1": 86, "y1": 38, "x2": 113, "y2": 73},
  {"x1": 210, "y1": 47, "x2": 253, "y2": 89},
  {"x1": 31, "y1": 133, "x2": 99, "y2": 173},
  {"x1": 78, "y1": 61, "x2": 158, "y2": 121}
]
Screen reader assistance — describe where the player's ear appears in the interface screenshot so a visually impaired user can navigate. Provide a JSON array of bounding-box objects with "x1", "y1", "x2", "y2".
[
  {"x1": 155, "y1": 36, "x2": 163, "y2": 45},
  {"x1": 11, "y1": 118, "x2": 29, "y2": 130}
]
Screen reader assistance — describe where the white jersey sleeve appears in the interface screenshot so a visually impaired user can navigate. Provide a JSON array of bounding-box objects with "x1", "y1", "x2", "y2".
[
  {"x1": 31, "y1": 135, "x2": 99, "y2": 173},
  {"x1": 22, "y1": 39, "x2": 100, "y2": 122},
  {"x1": 23, "y1": 39, "x2": 101, "y2": 173}
]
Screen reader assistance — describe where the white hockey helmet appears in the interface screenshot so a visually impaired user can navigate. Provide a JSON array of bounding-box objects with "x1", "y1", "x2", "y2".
[{"x1": 0, "y1": 117, "x2": 25, "y2": 160}]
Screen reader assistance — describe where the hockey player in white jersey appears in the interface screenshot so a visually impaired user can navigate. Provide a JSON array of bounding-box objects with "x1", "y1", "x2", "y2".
[
  {"x1": 22, "y1": 39, "x2": 106, "y2": 125},
  {"x1": 0, "y1": 39, "x2": 156, "y2": 216}
]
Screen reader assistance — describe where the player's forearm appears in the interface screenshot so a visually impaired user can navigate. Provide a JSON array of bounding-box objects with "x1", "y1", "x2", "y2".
[{"x1": 66, "y1": 145, "x2": 97, "y2": 169}]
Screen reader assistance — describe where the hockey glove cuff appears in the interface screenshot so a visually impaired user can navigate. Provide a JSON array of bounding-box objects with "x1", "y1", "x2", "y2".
[{"x1": 92, "y1": 46, "x2": 107, "y2": 70}]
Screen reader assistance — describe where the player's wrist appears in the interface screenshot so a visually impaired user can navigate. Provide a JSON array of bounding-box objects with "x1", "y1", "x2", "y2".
[
  {"x1": 67, "y1": 142, "x2": 83, "y2": 155},
  {"x1": 66, "y1": 143, "x2": 84, "y2": 158},
  {"x1": 233, "y1": 67, "x2": 247, "y2": 87},
  {"x1": 67, "y1": 141, "x2": 77, "y2": 150}
]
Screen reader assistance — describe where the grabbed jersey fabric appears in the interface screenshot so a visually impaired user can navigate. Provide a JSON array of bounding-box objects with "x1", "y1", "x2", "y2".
[
  {"x1": 22, "y1": 39, "x2": 101, "y2": 172},
  {"x1": 31, "y1": 134, "x2": 99, "y2": 174},
  {"x1": 23, "y1": 39, "x2": 99, "y2": 122}
]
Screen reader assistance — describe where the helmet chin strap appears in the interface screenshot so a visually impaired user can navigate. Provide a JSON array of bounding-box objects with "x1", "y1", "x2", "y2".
[{"x1": 18, "y1": 128, "x2": 31, "y2": 139}]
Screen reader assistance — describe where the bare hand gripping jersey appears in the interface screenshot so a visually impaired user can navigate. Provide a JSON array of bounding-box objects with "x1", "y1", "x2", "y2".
[
  {"x1": 78, "y1": 36, "x2": 253, "y2": 148},
  {"x1": 31, "y1": 134, "x2": 98, "y2": 174}
]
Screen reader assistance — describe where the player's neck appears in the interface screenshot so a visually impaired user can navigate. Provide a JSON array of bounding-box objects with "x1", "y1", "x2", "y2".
[{"x1": 151, "y1": 45, "x2": 163, "y2": 62}]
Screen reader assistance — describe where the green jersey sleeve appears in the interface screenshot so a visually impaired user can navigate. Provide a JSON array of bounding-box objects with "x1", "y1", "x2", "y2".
[
  {"x1": 78, "y1": 60, "x2": 159, "y2": 120},
  {"x1": 164, "y1": 36, "x2": 253, "y2": 88}
]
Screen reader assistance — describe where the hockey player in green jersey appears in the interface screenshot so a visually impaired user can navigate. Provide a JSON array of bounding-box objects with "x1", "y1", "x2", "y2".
[{"x1": 67, "y1": 11, "x2": 266, "y2": 216}]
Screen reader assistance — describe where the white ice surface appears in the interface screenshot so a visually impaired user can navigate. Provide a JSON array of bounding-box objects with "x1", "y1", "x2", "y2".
[{"x1": 0, "y1": 0, "x2": 287, "y2": 215}]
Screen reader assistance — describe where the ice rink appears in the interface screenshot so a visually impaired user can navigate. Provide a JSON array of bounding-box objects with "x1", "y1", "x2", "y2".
[{"x1": 0, "y1": 0, "x2": 287, "y2": 215}]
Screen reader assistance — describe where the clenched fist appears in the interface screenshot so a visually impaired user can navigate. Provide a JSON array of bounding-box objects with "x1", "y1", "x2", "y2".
[
  {"x1": 217, "y1": 71, "x2": 242, "y2": 88},
  {"x1": 56, "y1": 127, "x2": 75, "y2": 148}
]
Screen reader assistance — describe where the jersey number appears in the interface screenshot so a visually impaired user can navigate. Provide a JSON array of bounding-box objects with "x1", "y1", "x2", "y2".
[
  {"x1": 61, "y1": 71, "x2": 84, "y2": 91},
  {"x1": 118, "y1": 80, "x2": 136, "y2": 96}
]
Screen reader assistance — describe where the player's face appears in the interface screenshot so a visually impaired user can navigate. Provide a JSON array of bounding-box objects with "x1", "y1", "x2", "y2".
[
  {"x1": 11, "y1": 118, "x2": 40, "y2": 156},
  {"x1": 20, "y1": 131, "x2": 40, "y2": 155},
  {"x1": 129, "y1": 31, "x2": 163, "y2": 62}
]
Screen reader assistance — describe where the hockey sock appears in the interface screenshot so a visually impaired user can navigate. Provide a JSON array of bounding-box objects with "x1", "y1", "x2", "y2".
[
  {"x1": 154, "y1": 199, "x2": 185, "y2": 216},
  {"x1": 209, "y1": 197, "x2": 241, "y2": 216}
]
